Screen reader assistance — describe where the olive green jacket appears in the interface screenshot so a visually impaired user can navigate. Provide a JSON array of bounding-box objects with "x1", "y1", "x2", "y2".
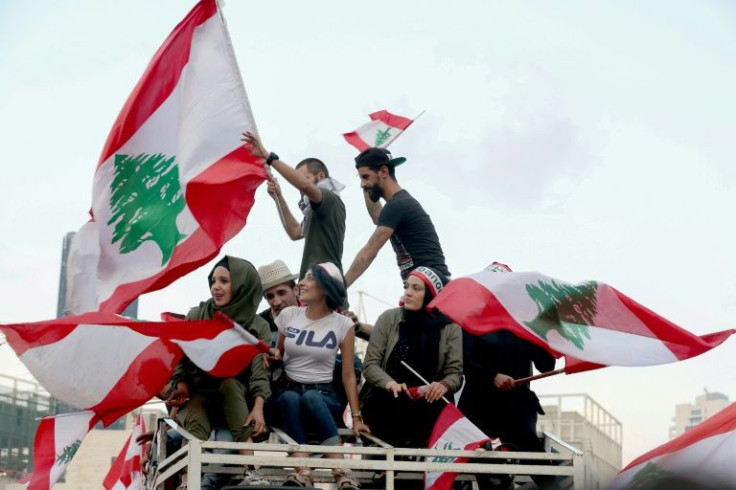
[{"x1": 361, "y1": 308, "x2": 463, "y2": 400}]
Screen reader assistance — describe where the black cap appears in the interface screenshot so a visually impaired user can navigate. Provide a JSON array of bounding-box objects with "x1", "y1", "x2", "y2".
[{"x1": 354, "y1": 147, "x2": 407, "y2": 169}]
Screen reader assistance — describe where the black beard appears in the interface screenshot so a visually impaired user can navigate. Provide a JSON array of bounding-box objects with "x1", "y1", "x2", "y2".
[{"x1": 368, "y1": 185, "x2": 383, "y2": 202}]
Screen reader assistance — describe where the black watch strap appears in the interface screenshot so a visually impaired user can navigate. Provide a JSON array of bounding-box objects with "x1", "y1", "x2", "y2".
[{"x1": 266, "y1": 152, "x2": 279, "y2": 166}]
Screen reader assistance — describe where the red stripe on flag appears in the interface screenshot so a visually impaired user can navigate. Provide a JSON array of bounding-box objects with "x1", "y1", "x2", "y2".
[
  {"x1": 102, "y1": 435, "x2": 133, "y2": 489},
  {"x1": 612, "y1": 288, "x2": 735, "y2": 360},
  {"x1": 98, "y1": 0, "x2": 218, "y2": 166},
  {"x1": 187, "y1": 146, "x2": 266, "y2": 245},
  {"x1": 0, "y1": 323, "x2": 77, "y2": 356},
  {"x1": 28, "y1": 418, "x2": 56, "y2": 490},
  {"x1": 369, "y1": 110, "x2": 414, "y2": 130},
  {"x1": 621, "y1": 403, "x2": 736, "y2": 473},
  {"x1": 89, "y1": 339, "x2": 182, "y2": 426},
  {"x1": 343, "y1": 131, "x2": 370, "y2": 152}
]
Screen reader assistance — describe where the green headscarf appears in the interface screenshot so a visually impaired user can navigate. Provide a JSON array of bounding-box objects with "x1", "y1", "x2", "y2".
[{"x1": 187, "y1": 256, "x2": 263, "y2": 328}]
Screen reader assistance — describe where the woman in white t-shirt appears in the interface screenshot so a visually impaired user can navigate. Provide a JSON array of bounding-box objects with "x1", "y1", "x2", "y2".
[{"x1": 273, "y1": 262, "x2": 369, "y2": 489}]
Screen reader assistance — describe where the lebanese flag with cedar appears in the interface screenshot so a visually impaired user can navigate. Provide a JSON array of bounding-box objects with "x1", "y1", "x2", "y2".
[
  {"x1": 429, "y1": 264, "x2": 735, "y2": 373},
  {"x1": 103, "y1": 413, "x2": 147, "y2": 490},
  {"x1": 0, "y1": 312, "x2": 269, "y2": 425},
  {"x1": 609, "y1": 403, "x2": 736, "y2": 489},
  {"x1": 72, "y1": 0, "x2": 265, "y2": 314},
  {"x1": 424, "y1": 404, "x2": 495, "y2": 490},
  {"x1": 343, "y1": 110, "x2": 414, "y2": 151},
  {"x1": 22, "y1": 411, "x2": 99, "y2": 490}
]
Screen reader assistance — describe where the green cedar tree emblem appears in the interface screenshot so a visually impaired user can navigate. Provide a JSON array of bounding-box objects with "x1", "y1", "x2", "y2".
[
  {"x1": 430, "y1": 441, "x2": 456, "y2": 463},
  {"x1": 374, "y1": 128, "x2": 392, "y2": 146},
  {"x1": 107, "y1": 153, "x2": 186, "y2": 265},
  {"x1": 523, "y1": 279, "x2": 598, "y2": 350},
  {"x1": 628, "y1": 462, "x2": 674, "y2": 489},
  {"x1": 56, "y1": 439, "x2": 81, "y2": 466}
]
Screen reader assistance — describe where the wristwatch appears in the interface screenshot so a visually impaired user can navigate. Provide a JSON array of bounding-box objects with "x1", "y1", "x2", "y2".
[{"x1": 266, "y1": 152, "x2": 279, "y2": 166}]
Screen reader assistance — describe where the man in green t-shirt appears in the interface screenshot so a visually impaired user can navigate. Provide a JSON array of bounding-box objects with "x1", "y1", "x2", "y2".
[{"x1": 242, "y1": 131, "x2": 346, "y2": 280}]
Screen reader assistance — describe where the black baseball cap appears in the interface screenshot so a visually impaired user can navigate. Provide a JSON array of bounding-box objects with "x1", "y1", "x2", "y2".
[{"x1": 354, "y1": 147, "x2": 406, "y2": 169}]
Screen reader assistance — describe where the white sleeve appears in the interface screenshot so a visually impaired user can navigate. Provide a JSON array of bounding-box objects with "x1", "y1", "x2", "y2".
[{"x1": 275, "y1": 307, "x2": 292, "y2": 335}]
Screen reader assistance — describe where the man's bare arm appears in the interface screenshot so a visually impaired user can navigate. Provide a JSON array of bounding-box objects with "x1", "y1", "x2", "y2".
[
  {"x1": 268, "y1": 178, "x2": 303, "y2": 240},
  {"x1": 241, "y1": 130, "x2": 323, "y2": 204},
  {"x1": 344, "y1": 226, "x2": 394, "y2": 287},
  {"x1": 363, "y1": 189, "x2": 383, "y2": 225}
]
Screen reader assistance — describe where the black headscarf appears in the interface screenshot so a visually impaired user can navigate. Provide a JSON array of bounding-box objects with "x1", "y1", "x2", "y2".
[{"x1": 386, "y1": 267, "x2": 451, "y2": 384}]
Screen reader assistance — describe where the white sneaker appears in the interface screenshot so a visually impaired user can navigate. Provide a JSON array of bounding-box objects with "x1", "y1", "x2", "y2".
[{"x1": 238, "y1": 469, "x2": 270, "y2": 486}]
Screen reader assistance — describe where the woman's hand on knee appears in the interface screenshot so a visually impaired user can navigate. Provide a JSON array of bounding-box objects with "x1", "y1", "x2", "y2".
[
  {"x1": 384, "y1": 380, "x2": 407, "y2": 398},
  {"x1": 245, "y1": 403, "x2": 267, "y2": 437}
]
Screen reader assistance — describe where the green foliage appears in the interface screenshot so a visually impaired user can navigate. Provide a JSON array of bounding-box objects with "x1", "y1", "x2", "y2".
[
  {"x1": 107, "y1": 153, "x2": 186, "y2": 265},
  {"x1": 429, "y1": 441, "x2": 456, "y2": 463},
  {"x1": 56, "y1": 439, "x2": 81, "y2": 466},
  {"x1": 374, "y1": 128, "x2": 392, "y2": 147},
  {"x1": 523, "y1": 279, "x2": 598, "y2": 350}
]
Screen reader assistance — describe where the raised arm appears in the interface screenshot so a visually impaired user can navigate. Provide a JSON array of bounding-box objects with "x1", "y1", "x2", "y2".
[
  {"x1": 362, "y1": 188, "x2": 382, "y2": 225},
  {"x1": 241, "y1": 131, "x2": 322, "y2": 203},
  {"x1": 267, "y1": 178, "x2": 303, "y2": 241},
  {"x1": 344, "y1": 226, "x2": 393, "y2": 287}
]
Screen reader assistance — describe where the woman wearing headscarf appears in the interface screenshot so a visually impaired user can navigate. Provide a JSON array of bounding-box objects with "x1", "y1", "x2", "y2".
[
  {"x1": 360, "y1": 266, "x2": 463, "y2": 449},
  {"x1": 272, "y1": 262, "x2": 368, "y2": 489},
  {"x1": 167, "y1": 256, "x2": 272, "y2": 488}
]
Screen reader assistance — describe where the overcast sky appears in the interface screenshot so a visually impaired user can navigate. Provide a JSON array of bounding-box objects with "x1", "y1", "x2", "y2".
[{"x1": 1, "y1": 0, "x2": 735, "y2": 465}]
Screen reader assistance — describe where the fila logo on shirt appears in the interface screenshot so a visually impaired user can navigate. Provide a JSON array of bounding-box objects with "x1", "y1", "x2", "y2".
[{"x1": 286, "y1": 327, "x2": 338, "y2": 349}]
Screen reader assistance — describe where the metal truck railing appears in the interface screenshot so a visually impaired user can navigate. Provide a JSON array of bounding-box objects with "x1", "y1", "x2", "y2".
[{"x1": 150, "y1": 418, "x2": 584, "y2": 490}]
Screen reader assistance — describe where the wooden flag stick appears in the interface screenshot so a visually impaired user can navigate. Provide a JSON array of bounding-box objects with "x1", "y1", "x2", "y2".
[{"x1": 513, "y1": 368, "x2": 564, "y2": 386}]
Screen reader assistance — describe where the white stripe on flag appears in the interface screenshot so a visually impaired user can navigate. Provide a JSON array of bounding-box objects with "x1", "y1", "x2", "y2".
[
  {"x1": 20, "y1": 325, "x2": 157, "y2": 408},
  {"x1": 173, "y1": 324, "x2": 258, "y2": 372}
]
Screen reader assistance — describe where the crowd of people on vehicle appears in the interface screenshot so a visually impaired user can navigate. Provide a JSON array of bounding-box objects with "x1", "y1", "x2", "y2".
[{"x1": 158, "y1": 133, "x2": 560, "y2": 490}]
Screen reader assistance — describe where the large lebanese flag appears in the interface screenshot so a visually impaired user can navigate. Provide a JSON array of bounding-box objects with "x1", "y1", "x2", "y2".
[
  {"x1": 0, "y1": 312, "x2": 269, "y2": 425},
  {"x1": 343, "y1": 110, "x2": 414, "y2": 151},
  {"x1": 608, "y1": 403, "x2": 736, "y2": 489},
  {"x1": 429, "y1": 264, "x2": 735, "y2": 373},
  {"x1": 103, "y1": 413, "x2": 147, "y2": 490},
  {"x1": 424, "y1": 404, "x2": 494, "y2": 490},
  {"x1": 22, "y1": 411, "x2": 99, "y2": 490},
  {"x1": 73, "y1": 0, "x2": 266, "y2": 314}
]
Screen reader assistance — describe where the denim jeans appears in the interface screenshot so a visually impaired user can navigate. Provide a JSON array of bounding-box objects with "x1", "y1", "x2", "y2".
[{"x1": 274, "y1": 381, "x2": 343, "y2": 445}]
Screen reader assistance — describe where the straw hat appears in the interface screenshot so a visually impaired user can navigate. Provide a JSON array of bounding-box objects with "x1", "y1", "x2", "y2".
[{"x1": 258, "y1": 260, "x2": 299, "y2": 290}]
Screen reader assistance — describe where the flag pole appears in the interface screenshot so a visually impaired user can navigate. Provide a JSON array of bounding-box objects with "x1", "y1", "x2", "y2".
[
  {"x1": 400, "y1": 360, "x2": 452, "y2": 405},
  {"x1": 513, "y1": 368, "x2": 564, "y2": 386},
  {"x1": 384, "y1": 109, "x2": 426, "y2": 149},
  {"x1": 215, "y1": 1, "x2": 290, "y2": 229}
]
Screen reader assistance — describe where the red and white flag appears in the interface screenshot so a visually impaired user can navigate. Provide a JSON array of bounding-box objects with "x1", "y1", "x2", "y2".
[
  {"x1": 22, "y1": 411, "x2": 99, "y2": 490},
  {"x1": 424, "y1": 404, "x2": 495, "y2": 490},
  {"x1": 343, "y1": 110, "x2": 414, "y2": 152},
  {"x1": 430, "y1": 265, "x2": 735, "y2": 373},
  {"x1": 609, "y1": 403, "x2": 736, "y2": 489},
  {"x1": 0, "y1": 312, "x2": 269, "y2": 425},
  {"x1": 66, "y1": 0, "x2": 266, "y2": 315},
  {"x1": 103, "y1": 413, "x2": 147, "y2": 490}
]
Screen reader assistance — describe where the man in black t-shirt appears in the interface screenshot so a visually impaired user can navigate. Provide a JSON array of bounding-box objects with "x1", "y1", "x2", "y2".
[{"x1": 344, "y1": 147, "x2": 450, "y2": 286}]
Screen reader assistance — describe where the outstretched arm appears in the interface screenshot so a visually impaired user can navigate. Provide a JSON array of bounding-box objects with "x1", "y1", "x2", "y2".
[
  {"x1": 242, "y1": 131, "x2": 323, "y2": 204},
  {"x1": 344, "y1": 226, "x2": 394, "y2": 287}
]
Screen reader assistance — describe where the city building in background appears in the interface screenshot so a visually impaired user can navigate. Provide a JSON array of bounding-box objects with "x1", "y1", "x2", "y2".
[
  {"x1": 538, "y1": 393, "x2": 623, "y2": 490},
  {"x1": 669, "y1": 389, "x2": 730, "y2": 439}
]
